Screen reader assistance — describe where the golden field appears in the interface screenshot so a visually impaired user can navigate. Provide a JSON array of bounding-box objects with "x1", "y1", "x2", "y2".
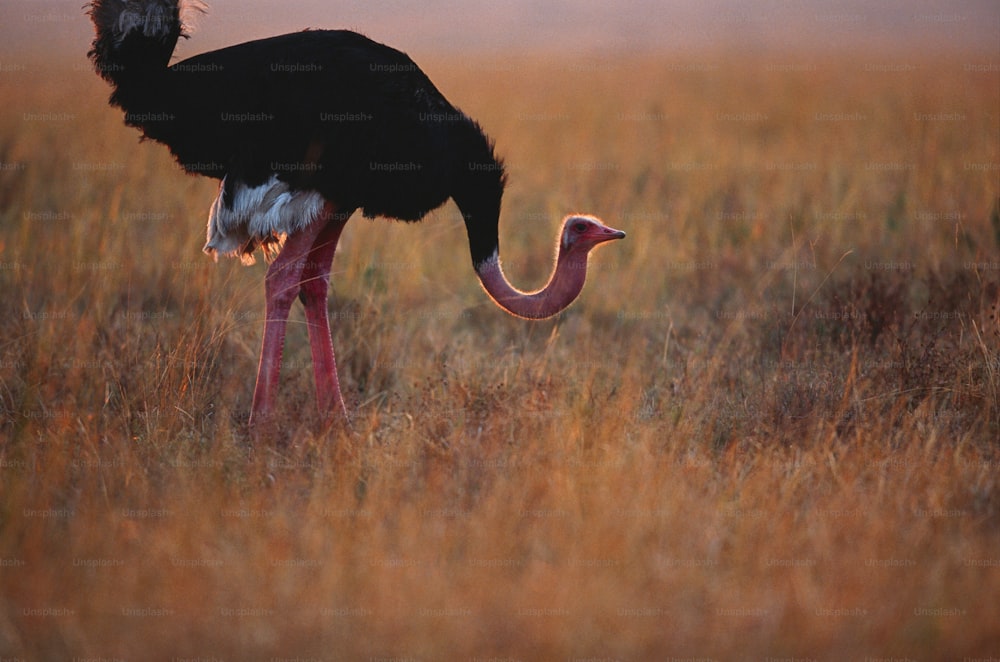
[{"x1": 0, "y1": 49, "x2": 998, "y2": 659}]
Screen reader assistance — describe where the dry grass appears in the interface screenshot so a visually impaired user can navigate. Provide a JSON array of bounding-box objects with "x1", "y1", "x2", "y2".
[{"x1": 1, "y1": 49, "x2": 998, "y2": 659}]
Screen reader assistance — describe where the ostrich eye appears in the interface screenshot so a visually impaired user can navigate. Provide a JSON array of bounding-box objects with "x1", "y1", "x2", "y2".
[{"x1": 572, "y1": 222, "x2": 589, "y2": 233}]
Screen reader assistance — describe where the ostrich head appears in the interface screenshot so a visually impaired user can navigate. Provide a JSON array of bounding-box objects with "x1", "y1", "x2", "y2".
[{"x1": 559, "y1": 215, "x2": 627, "y2": 254}]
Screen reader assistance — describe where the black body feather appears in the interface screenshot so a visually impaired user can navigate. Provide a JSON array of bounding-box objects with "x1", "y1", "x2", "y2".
[{"x1": 88, "y1": 2, "x2": 506, "y2": 266}]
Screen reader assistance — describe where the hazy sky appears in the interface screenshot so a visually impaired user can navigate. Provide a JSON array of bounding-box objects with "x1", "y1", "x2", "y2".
[{"x1": 1, "y1": 0, "x2": 997, "y2": 63}]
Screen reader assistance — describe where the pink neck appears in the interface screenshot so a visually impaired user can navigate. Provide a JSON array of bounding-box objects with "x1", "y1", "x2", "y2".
[{"x1": 475, "y1": 248, "x2": 588, "y2": 319}]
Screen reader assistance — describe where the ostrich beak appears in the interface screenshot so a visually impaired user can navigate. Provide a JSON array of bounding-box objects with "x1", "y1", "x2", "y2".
[{"x1": 592, "y1": 223, "x2": 626, "y2": 244}]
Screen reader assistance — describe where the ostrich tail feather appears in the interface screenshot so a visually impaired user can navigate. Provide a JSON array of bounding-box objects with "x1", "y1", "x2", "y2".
[
  {"x1": 88, "y1": 0, "x2": 204, "y2": 45},
  {"x1": 87, "y1": 0, "x2": 206, "y2": 81}
]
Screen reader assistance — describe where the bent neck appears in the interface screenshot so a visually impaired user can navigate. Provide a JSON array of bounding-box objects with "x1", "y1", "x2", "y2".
[{"x1": 475, "y1": 249, "x2": 587, "y2": 320}]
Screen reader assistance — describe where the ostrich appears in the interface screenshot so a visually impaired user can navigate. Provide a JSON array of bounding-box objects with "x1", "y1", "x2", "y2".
[{"x1": 87, "y1": 0, "x2": 625, "y2": 427}]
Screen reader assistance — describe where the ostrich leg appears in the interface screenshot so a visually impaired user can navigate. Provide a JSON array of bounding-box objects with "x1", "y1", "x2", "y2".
[
  {"x1": 298, "y1": 207, "x2": 350, "y2": 420},
  {"x1": 250, "y1": 215, "x2": 337, "y2": 426}
]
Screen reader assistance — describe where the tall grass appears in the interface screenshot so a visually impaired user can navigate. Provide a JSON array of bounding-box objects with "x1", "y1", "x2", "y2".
[{"x1": 0, "y1": 51, "x2": 998, "y2": 658}]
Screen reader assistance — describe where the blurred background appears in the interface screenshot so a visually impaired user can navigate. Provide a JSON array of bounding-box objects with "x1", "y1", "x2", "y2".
[
  {"x1": 0, "y1": 0, "x2": 997, "y2": 61},
  {"x1": 0, "y1": 1, "x2": 998, "y2": 658}
]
